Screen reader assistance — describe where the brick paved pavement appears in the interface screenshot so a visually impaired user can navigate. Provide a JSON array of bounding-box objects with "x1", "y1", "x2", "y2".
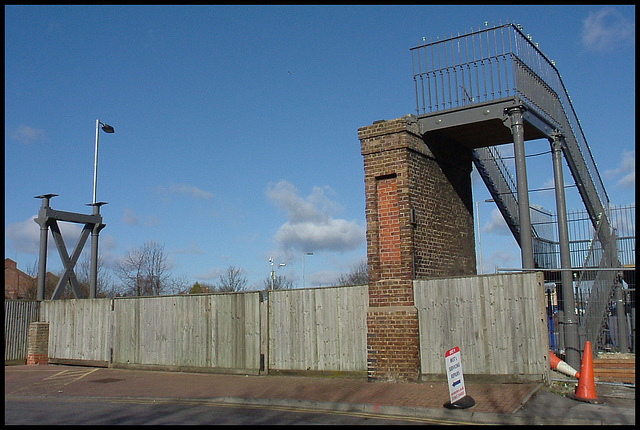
[{"x1": 5, "y1": 365, "x2": 635, "y2": 425}]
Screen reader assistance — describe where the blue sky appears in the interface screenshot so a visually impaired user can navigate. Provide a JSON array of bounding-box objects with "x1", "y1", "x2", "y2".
[{"x1": 5, "y1": 5, "x2": 635, "y2": 291}]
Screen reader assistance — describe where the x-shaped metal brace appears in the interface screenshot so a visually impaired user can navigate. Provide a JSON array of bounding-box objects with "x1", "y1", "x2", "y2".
[
  {"x1": 34, "y1": 194, "x2": 106, "y2": 300},
  {"x1": 48, "y1": 220, "x2": 91, "y2": 299}
]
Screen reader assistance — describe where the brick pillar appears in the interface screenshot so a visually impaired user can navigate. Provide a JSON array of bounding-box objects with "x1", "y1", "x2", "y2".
[
  {"x1": 359, "y1": 115, "x2": 475, "y2": 382},
  {"x1": 26, "y1": 322, "x2": 49, "y2": 365}
]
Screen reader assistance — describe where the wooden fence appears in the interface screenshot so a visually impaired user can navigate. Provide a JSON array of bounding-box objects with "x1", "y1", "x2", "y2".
[
  {"x1": 414, "y1": 272, "x2": 550, "y2": 382},
  {"x1": 26, "y1": 286, "x2": 365, "y2": 374},
  {"x1": 4, "y1": 300, "x2": 39, "y2": 363},
  {"x1": 112, "y1": 293, "x2": 261, "y2": 372},
  {"x1": 269, "y1": 285, "x2": 367, "y2": 373},
  {"x1": 40, "y1": 298, "x2": 112, "y2": 365},
  {"x1": 6, "y1": 273, "x2": 549, "y2": 381}
]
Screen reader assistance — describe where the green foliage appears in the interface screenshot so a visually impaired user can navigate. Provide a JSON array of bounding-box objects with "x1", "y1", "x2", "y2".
[{"x1": 190, "y1": 282, "x2": 203, "y2": 294}]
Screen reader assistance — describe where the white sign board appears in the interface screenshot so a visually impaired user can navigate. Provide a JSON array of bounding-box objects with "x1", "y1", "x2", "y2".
[{"x1": 445, "y1": 346, "x2": 466, "y2": 404}]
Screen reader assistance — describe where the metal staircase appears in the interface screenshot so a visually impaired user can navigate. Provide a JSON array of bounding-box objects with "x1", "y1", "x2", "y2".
[
  {"x1": 410, "y1": 22, "x2": 622, "y2": 348},
  {"x1": 575, "y1": 216, "x2": 622, "y2": 348},
  {"x1": 472, "y1": 146, "x2": 520, "y2": 244},
  {"x1": 471, "y1": 146, "x2": 555, "y2": 269}
]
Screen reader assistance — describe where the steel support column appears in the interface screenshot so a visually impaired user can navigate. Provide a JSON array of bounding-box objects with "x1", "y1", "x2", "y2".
[
  {"x1": 34, "y1": 194, "x2": 57, "y2": 301},
  {"x1": 550, "y1": 133, "x2": 580, "y2": 368},
  {"x1": 33, "y1": 194, "x2": 105, "y2": 300},
  {"x1": 88, "y1": 202, "x2": 107, "y2": 299},
  {"x1": 505, "y1": 107, "x2": 535, "y2": 269},
  {"x1": 615, "y1": 279, "x2": 629, "y2": 353}
]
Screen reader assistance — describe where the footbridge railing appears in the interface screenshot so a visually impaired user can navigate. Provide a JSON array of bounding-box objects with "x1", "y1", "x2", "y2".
[
  {"x1": 410, "y1": 23, "x2": 612, "y2": 250},
  {"x1": 411, "y1": 22, "x2": 625, "y2": 352}
]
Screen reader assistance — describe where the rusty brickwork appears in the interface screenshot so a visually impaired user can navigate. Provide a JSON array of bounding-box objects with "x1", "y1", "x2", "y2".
[{"x1": 359, "y1": 115, "x2": 476, "y2": 382}]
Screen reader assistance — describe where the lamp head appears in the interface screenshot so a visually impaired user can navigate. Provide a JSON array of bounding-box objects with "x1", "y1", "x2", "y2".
[{"x1": 101, "y1": 123, "x2": 115, "y2": 133}]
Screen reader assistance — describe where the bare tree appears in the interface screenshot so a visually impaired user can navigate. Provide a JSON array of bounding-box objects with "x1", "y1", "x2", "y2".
[
  {"x1": 76, "y1": 253, "x2": 117, "y2": 298},
  {"x1": 332, "y1": 259, "x2": 369, "y2": 286},
  {"x1": 23, "y1": 260, "x2": 67, "y2": 299},
  {"x1": 216, "y1": 266, "x2": 248, "y2": 292},
  {"x1": 146, "y1": 241, "x2": 171, "y2": 296},
  {"x1": 262, "y1": 274, "x2": 295, "y2": 290},
  {"x1": 22, "y1": 260, "x2": 40, "y2": 299},
  {"x1": 170, "y1": 274, "x2": 191, "y2": 295},
  {"x1": 20, "y1": 256, "x2": 116, "y2": 299},
  {"x1": 118, "y1": 244, "x2": 148, "y2": 296},
  {"x1": 117, "y1": 240, "x2": 175, "y2": 296}
]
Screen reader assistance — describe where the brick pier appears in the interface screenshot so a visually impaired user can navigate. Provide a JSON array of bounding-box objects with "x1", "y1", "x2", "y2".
[
  {"x1": 359, "y1": 115, "x2": 476, "y2": 382},
  {"x1": 26, "y1": 322, "x2": 49, "y2": 365}
]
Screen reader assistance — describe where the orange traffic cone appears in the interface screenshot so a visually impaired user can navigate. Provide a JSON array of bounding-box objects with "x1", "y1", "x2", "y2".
[
  {"x1": 568, "y1": 341, "x2": 603, "y2": 404},
  {"x1": 549, "y1": 351, "x2": 580, "y2": 379}
]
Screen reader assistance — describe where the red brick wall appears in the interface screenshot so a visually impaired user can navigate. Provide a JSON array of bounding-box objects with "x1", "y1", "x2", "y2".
[
  {"x1": 408, "y1": 138, "x2": 476, "y2": 278},
  {"x1": 26, "y1": 322, "x2": 49, "y2": 366},
  {"x1": 366, "y1": 307, "x2": 421, "y2": 381},
  {"x1": 359, "y1": 115, "x2": 476, "y2": 382},
  {"x1": 4, "y1": 258, "x2": 35, "y2": 299},
  {"x1": 377, "y1": 177, "x2": 401, "y2": 264}
]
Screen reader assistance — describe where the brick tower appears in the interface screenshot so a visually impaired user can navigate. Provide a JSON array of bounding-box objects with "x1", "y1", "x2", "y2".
[{"x1": 359, "y1": 115, "x2": 476, "y2": 382}]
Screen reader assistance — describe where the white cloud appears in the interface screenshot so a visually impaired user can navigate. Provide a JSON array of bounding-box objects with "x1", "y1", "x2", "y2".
[
  {"x1": 267, "y1": 181, "x2": 339, "y2": 224},
  {"x1": 175, "y1": 241, "x2": 206, "y2": 255},
  {"x1": 122, "y1": 207, "x2": 159, "y2": 227},
  {"x1": 309, "y1": 270, "x2": 342, "y2": 287},
  {"x1": 604, "y1": 149, "x2": 635, "y2": 189},
  {"x1": 93, "y1": 233, "x2": 120, "y2": 270},
  {"x1": 123, "y1": 208, "x2": 140, "y2": 226},
  {"x1": 582, "y1": 8, "x2": 635, "y2": 52},
  {"x1": 157, "y1": 183, "x2": 214, "y2": 200},
  {"x1": 275, "y1": 219, "x2": 364, "y2": 252},
  {"x1": 267, "y1": 180, "x2": 365, "y2": 253},
  {"x1": 483, "y1": 208, "x2": 511, "y2": 236},
  {"x1": 617, "y1": 171, "x2": 635, "y2": 189},
  {"x1": 195, "y1": 267, "x2": 222, "y2": 282},
  {"x1": 5, "y1": 216, "x2": 42, "y2": 254},
  {"x1": 10, "y1": 125, "x2": 46, "y2": 145},
  {"x1": 6, "y1": 215, "x2": 90, "y2": 256},
  {"x1": 482, "y1": 248, "x2": 520, "y2": 273}
]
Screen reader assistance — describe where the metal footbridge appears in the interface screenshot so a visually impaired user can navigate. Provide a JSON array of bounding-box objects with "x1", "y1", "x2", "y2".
[{"x1": 410, "y1": 23, "x2": 624, "y2": 365}]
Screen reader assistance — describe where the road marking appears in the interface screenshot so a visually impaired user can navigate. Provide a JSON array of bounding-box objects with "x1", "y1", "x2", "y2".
[
  {"x1": 8, "y1": 367, "x2": 101, "y2": 394},
  {"x1": 43, "y1": 368, "x2": 100, "y2": 385}
]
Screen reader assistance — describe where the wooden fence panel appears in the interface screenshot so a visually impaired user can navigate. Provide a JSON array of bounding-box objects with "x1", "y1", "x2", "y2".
[
  {"x1": 269, "y1": 285, "x2": 367, "y2": 372},
  {"x1": 40, "y1": 299, "x2": 111, "y2": 363},
  {"x1": 414, "y1": 272, "x2": 549, "y2": 380},
  {"x1": 4, "y1": 301, "x2": 40, "y2": 363},
  {"x1": 24, "y1": 286, "x2": 366, "y2": 374},
  {"x1": 113, "y1": 293, "x2": 261, "y2": 371}
]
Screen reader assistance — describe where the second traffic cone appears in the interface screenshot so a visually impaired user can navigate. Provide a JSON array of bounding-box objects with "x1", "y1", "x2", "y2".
[
  {"x1": 549, "y1": 351, "x2": 580, "y2": 379},
  {"x1": 568, "y1": 341, "x2": 603, "y2": 404}
]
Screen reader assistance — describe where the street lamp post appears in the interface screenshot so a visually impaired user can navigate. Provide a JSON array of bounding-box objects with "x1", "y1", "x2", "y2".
[
  {"x1": 303, "y1": 252, "x2": 313, "y2": 288},
  {"x1": 475, "y1": 201, "x2": 483, "y2": 275},
  {"x1": 93, "y1": 119, "x2": 115, "y2": 204},
  {"x1": 475, "y1": 199, "x2": 494, "y2": 275},
  {"x1": 269, "y1": 257, "x2": 286, "y2": 290}
]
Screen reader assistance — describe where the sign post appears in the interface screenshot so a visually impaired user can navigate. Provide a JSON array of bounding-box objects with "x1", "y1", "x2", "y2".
[{"x1": 443, "y1": 346, "x2": 475, "y2": 409}]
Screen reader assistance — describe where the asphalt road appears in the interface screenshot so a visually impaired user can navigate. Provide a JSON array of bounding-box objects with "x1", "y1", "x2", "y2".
[
  {"x1": 5, "y1": 396, "x2": 445, "y2": 425},
  {"x1": 5, "y1": 364, "x2": 634, "y2": 425}
]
